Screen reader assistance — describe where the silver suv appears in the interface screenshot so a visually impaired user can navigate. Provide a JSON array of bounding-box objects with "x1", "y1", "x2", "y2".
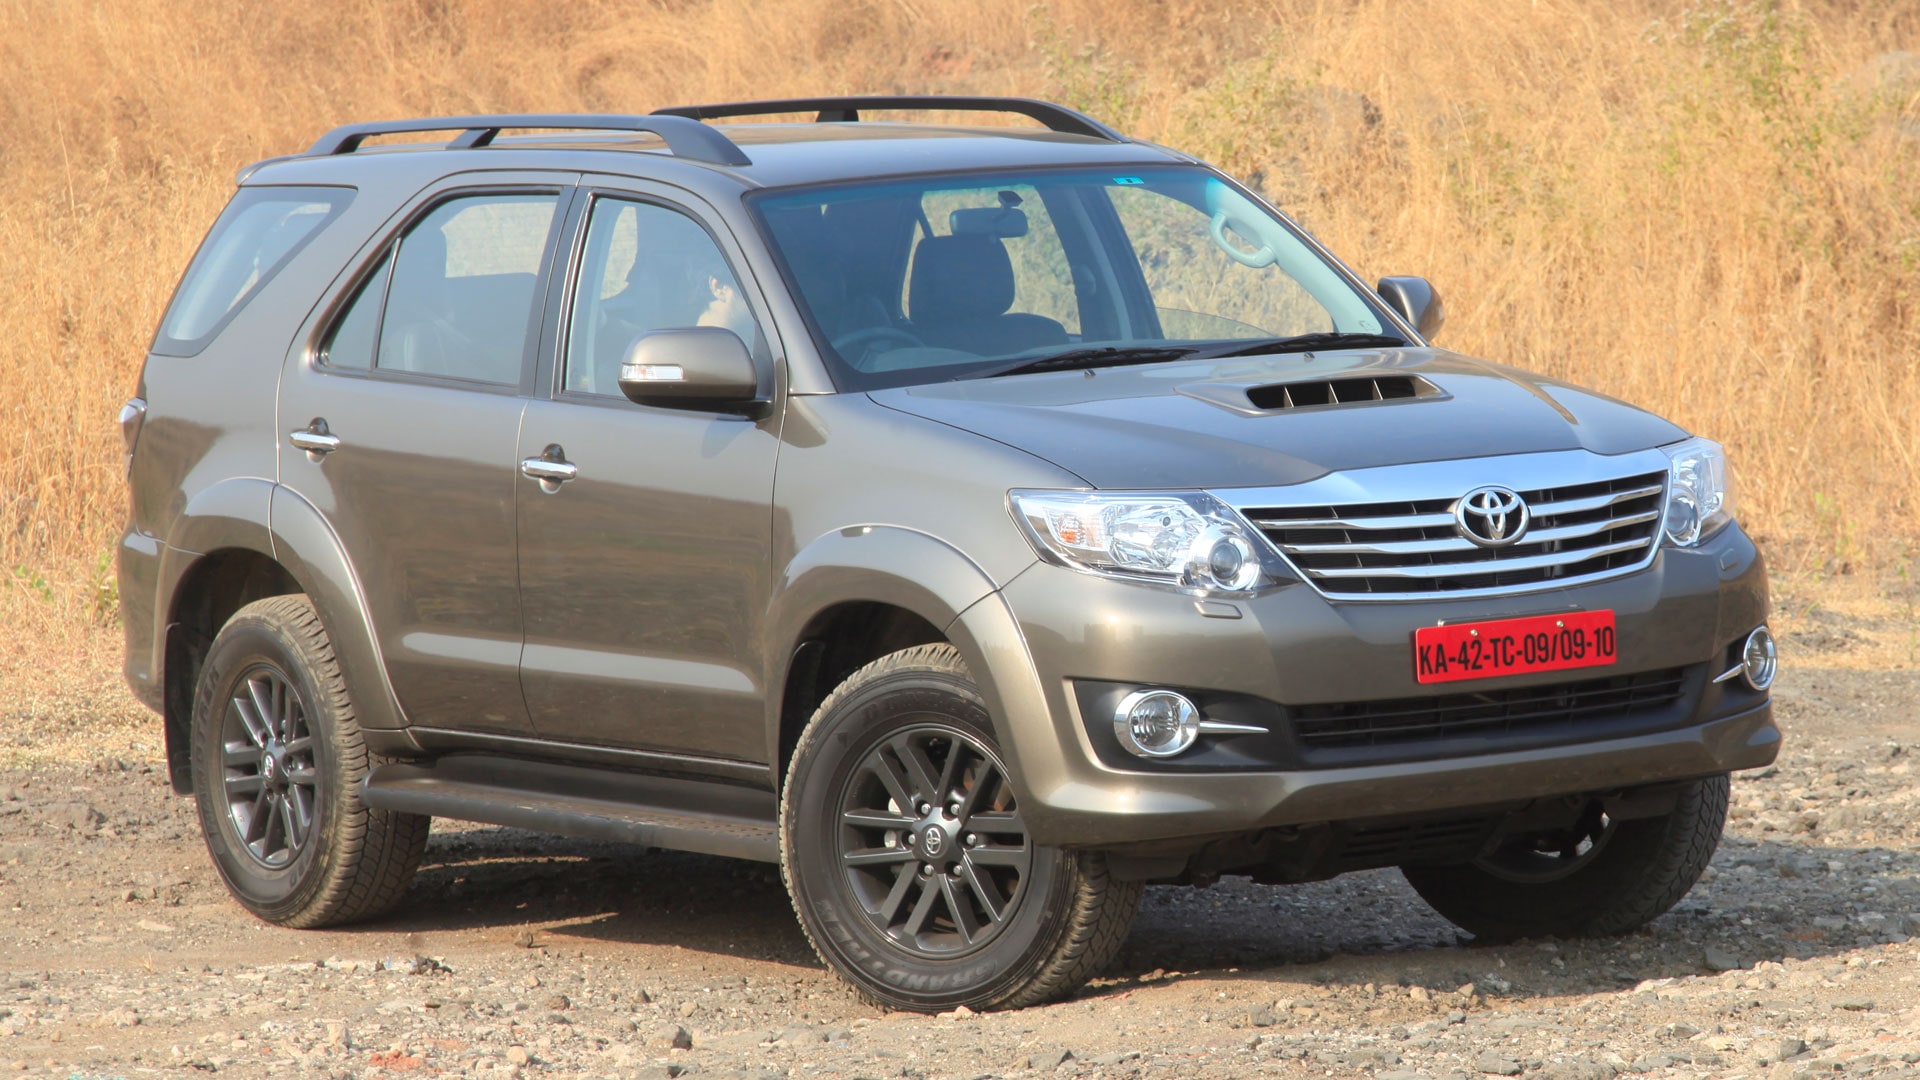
[{"x1": 119, "y1": 96, "x2": 1779, "y2": 1012}]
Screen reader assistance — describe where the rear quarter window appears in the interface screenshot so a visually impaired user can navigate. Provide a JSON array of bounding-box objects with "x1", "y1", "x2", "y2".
[{"x1": 153, "y1": 186, "x2": 353, "y2": 356}]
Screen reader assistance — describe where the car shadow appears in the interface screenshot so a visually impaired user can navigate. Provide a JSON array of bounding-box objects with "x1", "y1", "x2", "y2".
[
  {"x1": 366, "y1": 825, "x2": 1910, "y2": 1001},
  {"x1": 382, "y1": 824, "x2": 815, "y2": 968},
  {"x1": 1101, "y1": 833, "x2": 1916, "y2": 1000}
]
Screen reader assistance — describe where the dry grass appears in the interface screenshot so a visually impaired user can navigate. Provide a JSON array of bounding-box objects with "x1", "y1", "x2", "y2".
[{"x1": 1, "y1": 0, "x2": 1916, "y2": 663}]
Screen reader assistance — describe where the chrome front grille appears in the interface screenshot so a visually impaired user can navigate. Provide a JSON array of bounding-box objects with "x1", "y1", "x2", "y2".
[{"x1": 1243, "y1": 469, "x2": 1668, "y2": 600}]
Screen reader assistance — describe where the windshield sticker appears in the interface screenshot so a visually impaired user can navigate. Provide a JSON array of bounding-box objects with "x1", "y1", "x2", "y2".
[{"x1": 1112, "y1": 176, "x2": 1144, "y2": 185}]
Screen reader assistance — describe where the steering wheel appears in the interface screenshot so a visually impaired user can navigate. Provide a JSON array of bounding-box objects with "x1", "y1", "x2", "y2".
[
  {"x1": 831, "y1": 325, "x2": 924, "y2": 364},
  {"x1": 1209, "y1": 210, "x2": 1277, "y2": 269}
]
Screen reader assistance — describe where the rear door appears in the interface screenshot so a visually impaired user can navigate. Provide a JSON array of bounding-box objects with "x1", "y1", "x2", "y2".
[
  {"x1": 514, "y1": 182, "x2": 782, "y2": 765},
  {"x1": 277, "y1": 175, "x2": 575, "y2": 735}
]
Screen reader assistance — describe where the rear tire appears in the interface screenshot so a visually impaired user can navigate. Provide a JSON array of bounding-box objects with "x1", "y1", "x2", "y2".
[
  {"x1": 190, "y1": 595, "x2": 429, "y2": 928},
  {"x1": 781, "y1": 644, "x2": 1140, "y2": 1012},
  {"x1": 1402, "y1": 774, "x2": 1730, "y2": 942}
]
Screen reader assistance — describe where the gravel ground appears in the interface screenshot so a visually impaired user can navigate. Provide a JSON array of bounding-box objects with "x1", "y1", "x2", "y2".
[{"x1": 2, "y1": 664, "x2": 1917, "y2": 1080}]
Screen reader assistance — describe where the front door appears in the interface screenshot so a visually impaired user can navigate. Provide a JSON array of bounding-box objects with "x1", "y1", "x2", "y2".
[
  {"x1": 277, "y1": 181, "x2": 572, "y2": 734},
  {"x1": 515, "y1": 188, "x2": 781, "y2": 764}
]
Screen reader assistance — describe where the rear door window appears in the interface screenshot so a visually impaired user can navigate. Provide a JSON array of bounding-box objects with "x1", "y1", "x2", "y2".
[
  {"x1": 374, "y1": 194, "x2": 560, "y2": 385},
  {"x1": 154, "y1": 186, "x2": 352, "y2": 355}
]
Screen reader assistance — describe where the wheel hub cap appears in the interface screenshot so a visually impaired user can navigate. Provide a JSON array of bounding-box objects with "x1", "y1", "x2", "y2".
[{"x1": 915, "y1": 811, "x2": 955, "y2": 864}]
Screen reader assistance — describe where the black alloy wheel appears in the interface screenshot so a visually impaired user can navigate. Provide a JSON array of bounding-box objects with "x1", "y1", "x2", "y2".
[
  {"x1": 217, "y1": 664, "x2": 322, "y2": 870},
  {"x1": 782, "y1": 643, "x2": 1141, "y2": 1012},
  {"x1": 835, "y1": 724, "x2": 1032, "y2": 958}
]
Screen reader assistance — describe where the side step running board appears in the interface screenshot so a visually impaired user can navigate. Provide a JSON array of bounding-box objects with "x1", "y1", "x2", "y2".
[{"x1": 361, "y1": 755, "x2": 779, "y2": 863}]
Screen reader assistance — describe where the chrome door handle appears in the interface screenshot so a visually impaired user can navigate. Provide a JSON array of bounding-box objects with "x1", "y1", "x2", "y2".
[
  {"x1": 519, "y1": 459, "x2": 578, "y2": 482},
  {"x1": 289, "y1": 419, "x2": 340, "y2": 461},
  {"x1": 521, "y1": 446, "x2": 578, "y2": 493}
]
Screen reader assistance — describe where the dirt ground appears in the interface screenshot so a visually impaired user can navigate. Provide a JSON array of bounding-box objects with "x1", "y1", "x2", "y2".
[{"x1": 2, "y1": 587, "x2": 1917, "y2": 1079}]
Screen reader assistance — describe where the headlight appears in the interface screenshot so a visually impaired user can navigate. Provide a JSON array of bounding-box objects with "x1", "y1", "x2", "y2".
[
  {"x1": 1008, "y1": 490, "x2": 1284, "y2": 595},
  {"x1": 1661, "y1": 437, "x2": 1735, "y2": 546}
]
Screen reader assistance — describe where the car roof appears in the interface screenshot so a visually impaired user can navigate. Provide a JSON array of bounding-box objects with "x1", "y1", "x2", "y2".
[{"x1": 241, "y1": 99, "x2": 1195, "y2": 195}]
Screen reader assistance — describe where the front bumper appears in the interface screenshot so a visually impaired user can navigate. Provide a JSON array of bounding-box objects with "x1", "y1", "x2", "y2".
[{"x1": 959, "y1": 521, "x2": 1776, "y2": 848}]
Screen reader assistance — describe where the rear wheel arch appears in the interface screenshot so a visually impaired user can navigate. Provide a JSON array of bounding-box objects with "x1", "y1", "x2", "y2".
[{"x1": 162, "y1": 548, "x2": 302, "y2": 793}]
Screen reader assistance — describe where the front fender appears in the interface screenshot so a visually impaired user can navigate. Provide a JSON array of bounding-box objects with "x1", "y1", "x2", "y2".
[
  {"x1": 763, "y1": 526, "x2": 1044, "y2": 774},
  {"x1": 269, "y1": 484, "x2": 408, "y2": 732}
]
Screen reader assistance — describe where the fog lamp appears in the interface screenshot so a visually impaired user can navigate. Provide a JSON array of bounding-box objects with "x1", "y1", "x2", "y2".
[
  {"x1": 1741, "y1": 626, "x2": 1777, "y2": 691},
  {"x1": 1113, "y1": 689, "x2": 1200, "y2": 759}
]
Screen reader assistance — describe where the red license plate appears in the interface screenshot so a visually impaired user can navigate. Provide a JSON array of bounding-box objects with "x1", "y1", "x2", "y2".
[{"x1": 1413, "y1": 610, "x2": 1617, "y2": 685}]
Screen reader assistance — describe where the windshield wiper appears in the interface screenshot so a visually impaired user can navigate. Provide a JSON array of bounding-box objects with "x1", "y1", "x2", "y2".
[
  {"x1": 1190, "y1": 332, "x2": 1408, "y2": 359},
  {"x1": 954, "y1": 344, "x2": 1202, "y2": 381}
]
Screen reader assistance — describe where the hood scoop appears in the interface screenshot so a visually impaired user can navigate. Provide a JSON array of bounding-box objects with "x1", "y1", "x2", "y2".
[{"x1": 1178, "y1": 374, "x2": 1444, "y2": 416}]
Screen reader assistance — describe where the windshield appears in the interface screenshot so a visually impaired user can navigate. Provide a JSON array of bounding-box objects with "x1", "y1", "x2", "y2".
[{"x1": 751, "y1": 166, "x2": 1398, "y2": 390}]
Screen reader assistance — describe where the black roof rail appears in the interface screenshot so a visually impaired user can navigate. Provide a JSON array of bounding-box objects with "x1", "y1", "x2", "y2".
[
  {"x1": 651, "y1": 96, "x2": 1127, "y2": 142},
  {"x1": 303, "y1": 114, "x2": 752, "y2": 167}
]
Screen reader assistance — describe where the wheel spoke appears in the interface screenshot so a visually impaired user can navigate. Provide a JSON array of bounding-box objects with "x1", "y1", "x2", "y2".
[
  {"x1": 876, "y1": 862, "x2": 918, "y2": 924},
  {"x1": 889, "y1": 735, "x2": 942, "y2": 806},
  {"x1": 959, "y1": 857, "x2": 1008, "y2": 923},
  {"x1": 246, "y1": 678, "x2": 278, "y2": 742},
  {"x1": 268, "y1": 787, "x2": 293, "y2": 853},
  {"x1": 842, "y1": 809, "x2": 914, "y2": 831},
  {"x1": 867, "y1": 750, "x2": 918, "y2": 814},
  {"x1": 244, "y1": 787, "x2": 273, "y2": 843},
  {"x1": 230, "y1": 695, "x2": 270, "y2": 749},
  {"x1": 938, "y1": 872, "x2": 981, "y2": 945},
  {"x1": 285, "y1": 766, "x2": 318, "y2": 785},
  {"x1": 955, "y1": 757, "x2": 1000, "y2": 820},
  {"x1": 284, "y1": 736, "x2": 313, "y2": 756},
  {"x1": 272, "y1": 677, "x2": 290, "y2": 740},
  {"x1": 282, "y1": 790, "x2": 307, "y2": 851},
  {"x1": 842, "y1": 846, "x2": 916, "y2": 868},
  {"x1": 967, "y1": 842, "x2": 1029, "y2": 870},
  {"x1": 222, "y1": 742, "x2": 259, "y2": 768},
  {"x1": 224, "y1": 773, "x2": 265, "y2": 796},
  {"x1": 966, "y1": 809, "x2": 1024, "y2": 835},
  {"x1": 902, "y1": 875, "x2": 942, "y2": 938},
  {"x1": 934, "y1": 738, "x2": 964, "y2": 808}
]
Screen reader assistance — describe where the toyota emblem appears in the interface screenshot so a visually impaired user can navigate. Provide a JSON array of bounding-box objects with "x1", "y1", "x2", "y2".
[{"x1": 1454, "y1": 486, "x2": 1529, "y2": 547}]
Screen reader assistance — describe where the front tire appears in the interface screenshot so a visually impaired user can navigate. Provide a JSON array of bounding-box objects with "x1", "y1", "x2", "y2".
[
  {"x1": 1401, "y1": 774, "x2": 1730, "y2": 941},
  {"x1": 781, "y1": 644, "x2": 1140, "y2": 1012},
  {"x1": 190, "y1": 595, "x2": 429, "y2": 928}
]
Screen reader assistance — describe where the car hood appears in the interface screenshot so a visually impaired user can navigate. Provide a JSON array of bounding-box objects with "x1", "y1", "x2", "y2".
[{"x1": 866, "y1": 348, "x2": 1687, "y2": 489}]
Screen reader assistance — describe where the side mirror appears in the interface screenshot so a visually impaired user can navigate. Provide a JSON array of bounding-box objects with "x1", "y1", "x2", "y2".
[
  {"x1": 1376, "y1": 276, "x2": 1446, "y2": 341},
  {"x1": 617, "y1": 327, "x2": 761, "y2": 410}
]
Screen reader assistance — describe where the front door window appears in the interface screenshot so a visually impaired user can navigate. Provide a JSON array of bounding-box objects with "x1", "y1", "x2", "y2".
[{"x1": 565, "y1": 197, "x2": 762, "y2": 397}]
